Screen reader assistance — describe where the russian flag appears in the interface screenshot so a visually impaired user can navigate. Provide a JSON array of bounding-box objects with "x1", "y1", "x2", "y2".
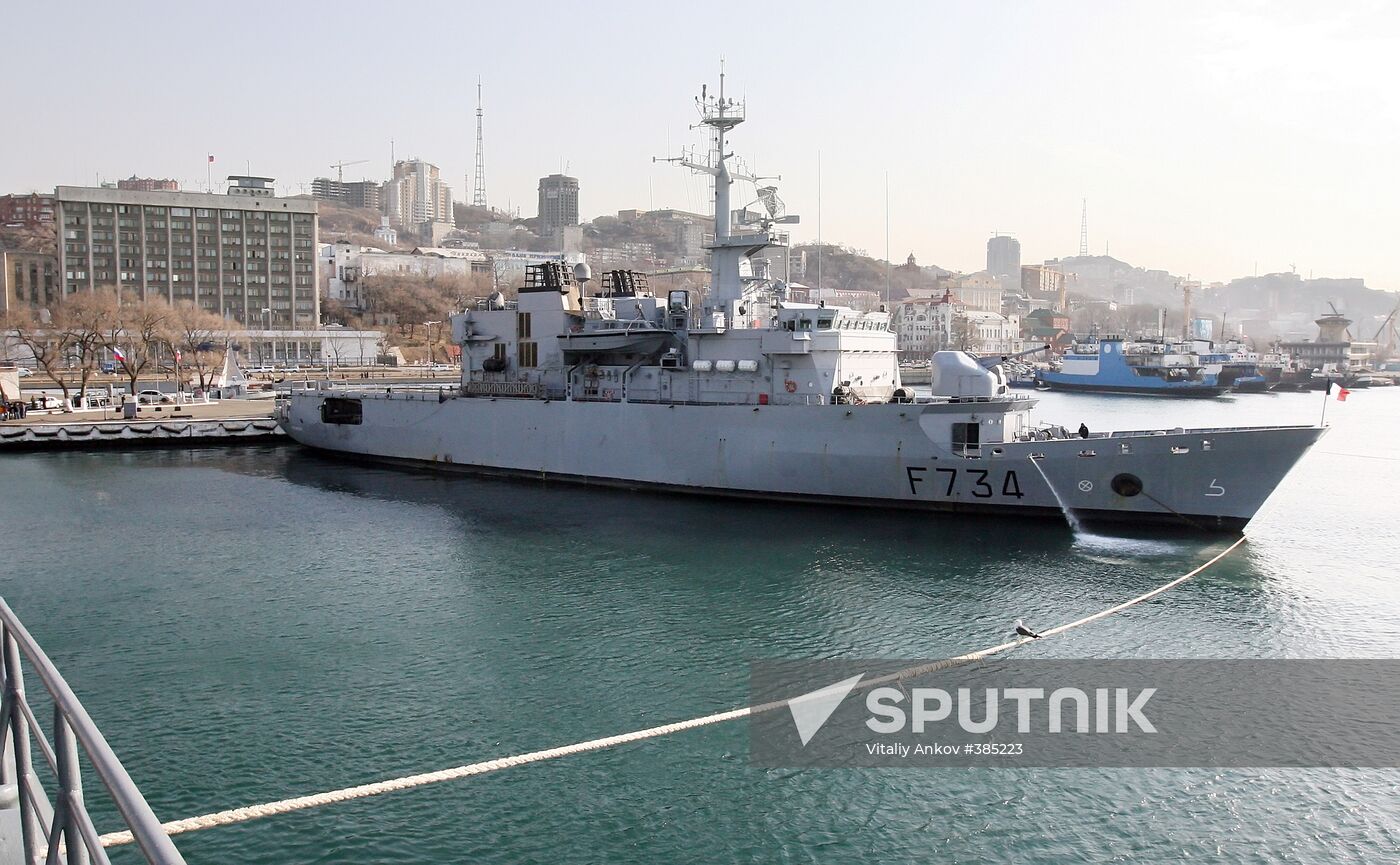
[{"x1": 112, "y1": 347, "x2": 127, "y2": 363}]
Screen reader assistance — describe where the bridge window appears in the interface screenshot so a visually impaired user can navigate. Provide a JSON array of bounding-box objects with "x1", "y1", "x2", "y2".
[{"x1": 951, "y1": 422, "x2": 980, "y2": 453}]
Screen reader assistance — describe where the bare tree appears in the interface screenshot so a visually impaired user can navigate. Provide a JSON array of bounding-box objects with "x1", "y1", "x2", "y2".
[
  {"x1": 104, "y1": 292, "x2": 172, "y2": 399},
  {"x1": 325, "y1": 338, "x2": 348, "y2": 368},
  {"x1": 167, "y1": 301, "x2": 228, "y2": 390},
  {"x1": 425, "y1": 319, "x2": 451, "y2": 362},
  {"x1": 2, "y1": 306, "x2": 74, "y2": 408},
  {"x1": 951, "y1": 313, "x2": 978, "y2": 352},
  {"x1": 361, "y1": 274, "x2": 454, "y2": 340},
  {"x1": 62, "y1": 289, "x2": 121, "y2": 408}
]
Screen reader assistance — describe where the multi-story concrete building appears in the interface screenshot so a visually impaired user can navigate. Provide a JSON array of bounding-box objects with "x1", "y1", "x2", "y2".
[
  {"x1": 1, "y1": 250, "x2": 59, "y2": 314},
  {"x1": 893, "y1": 289, "x2": 958, "y2": 358},
  {"x1": 321, "y1": 242, "x2": 489, "y2": 309},
  {"x1": 0, "y1": 194, "x2": 56, "y2": 227},
  {"x1": 951, "y1": 271, "x2": 1004, "y2": 313},
  {"x1": 486, "y1": 249, "x2": 572, "y2": 285},
  {"x1": 537, "y1": 174, "x2": 579, "y2": 234},
  {"x1": 117, "y1": 177, "x2": 179, "y2": 192},
  {"x1": 893, "y1": 287, "x2": 1020, "y2": 357},
  {"x1": 1021, "y1": 264, "x2": 1067, "y2": 309},
  {"x1": 385, "y1": 160, "x2": 452, "y2": 227},
  {"x1": 966, "y1": 310, "x2": 1022, "y2": 355},
  {"x1": 986, "y1": 234, "x2": 1021, "y2": 278},
  {"x1": 311, "y1": 178, "x2": 382, "y2": 211},
  {"x1": 55, "y1": 177, "x2": 319, "y2": 328}
]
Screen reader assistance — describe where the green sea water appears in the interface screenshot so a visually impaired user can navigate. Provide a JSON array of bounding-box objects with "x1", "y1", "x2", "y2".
[{"x1": 2, "y1": 390, "x2": 1398, "y2": 863}]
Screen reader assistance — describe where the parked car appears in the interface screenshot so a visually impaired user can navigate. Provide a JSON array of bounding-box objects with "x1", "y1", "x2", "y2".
[
  {"x1": 16, "y1": 367, "x2": 33, "y2": 377},
  {"x1": 100, "y1": 361, "x2": 117, "y2": 374},
  {"x1": 137, "y1": 390, "x2": 174, "y2": 405}
]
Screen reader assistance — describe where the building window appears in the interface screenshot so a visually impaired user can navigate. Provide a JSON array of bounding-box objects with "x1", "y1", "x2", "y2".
[
  {"x1": 517, "y1": 341, "x2": 538, "y2": 368},
  {"x1": 517, "y1": 311, "x2": 532, "y2": 338}
]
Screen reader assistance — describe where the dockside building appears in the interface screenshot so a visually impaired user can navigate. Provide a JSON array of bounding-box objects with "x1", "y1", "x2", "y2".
[{"x1": 55, "y1": 178, "x2": 319, "y2": 328}]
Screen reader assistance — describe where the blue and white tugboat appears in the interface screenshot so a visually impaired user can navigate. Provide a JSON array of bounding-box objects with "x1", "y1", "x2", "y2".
[{"x1": 1036, "y1": 336, "x2": 1227, "y2": 397}]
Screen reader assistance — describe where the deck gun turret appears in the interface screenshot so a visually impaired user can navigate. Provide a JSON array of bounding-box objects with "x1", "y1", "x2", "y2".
[{"x1": 975, "y1": 344, "x2": 1051, "y2": 369}]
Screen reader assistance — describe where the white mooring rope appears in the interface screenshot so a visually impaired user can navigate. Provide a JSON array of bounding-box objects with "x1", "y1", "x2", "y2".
[{"x1": 99, "y1": 536, "x2": 1248, "y2": 848}]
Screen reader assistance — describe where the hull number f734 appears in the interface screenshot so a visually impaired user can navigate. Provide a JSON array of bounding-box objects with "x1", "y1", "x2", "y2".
[{"x1": 906, "y1": 466, "x2": 1025, "y2": 499}]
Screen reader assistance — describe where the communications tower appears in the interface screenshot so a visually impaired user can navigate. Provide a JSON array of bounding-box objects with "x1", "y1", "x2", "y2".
[
  {"x1": 1079, "y1": 199, "x2": 1089, "y2": 256},
  {"x1": 472, "y1": 79, "x2": 488, "y2": 208}
]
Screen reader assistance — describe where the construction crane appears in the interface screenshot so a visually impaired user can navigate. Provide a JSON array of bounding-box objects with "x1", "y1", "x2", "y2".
[
  {"x1": 1373, "y1": 295, "x2": 1400, "y2": 354},
  {"x1": 330, "y1": 159, "x2": 369, "y2": 182}
]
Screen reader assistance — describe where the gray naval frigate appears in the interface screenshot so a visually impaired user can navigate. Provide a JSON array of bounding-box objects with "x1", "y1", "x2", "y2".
[{"x1": 282, "y1": 76, "x2": 1323, "y2": 532}]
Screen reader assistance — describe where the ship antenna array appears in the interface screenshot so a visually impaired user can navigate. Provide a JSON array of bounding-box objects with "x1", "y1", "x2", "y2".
[{"x1": 98, "y1": 538, "x2": 1248, "y2": 850}]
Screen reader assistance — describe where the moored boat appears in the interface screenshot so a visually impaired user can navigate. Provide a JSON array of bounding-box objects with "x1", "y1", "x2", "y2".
[{"x1": 1036, "y1": 337, "x2": 1226, "y2": 397}]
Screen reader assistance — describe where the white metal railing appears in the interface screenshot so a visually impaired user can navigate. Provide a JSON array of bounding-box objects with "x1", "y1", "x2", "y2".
[
  {"x1": 1, "y1": 598, "x2": 186, "y2": 864},
  {"x1": 766, "y1": 393, "x2": 828, "y2": 406},
  {"x1": 461, "y1": 381, "x2": 544, "y2": 399}
]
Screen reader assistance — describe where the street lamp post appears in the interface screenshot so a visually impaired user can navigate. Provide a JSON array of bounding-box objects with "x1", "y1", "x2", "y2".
[{"x1": 262, "y1": 307, "x2": 272, "y2": 367}]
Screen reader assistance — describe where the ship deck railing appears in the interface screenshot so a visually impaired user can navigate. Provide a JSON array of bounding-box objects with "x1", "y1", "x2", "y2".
[
  {"x1": 1101, "y1": 424, "x2": 1316, "y2": 437},
  {"x1": 302, "y1": 383, "x2": 1048, "y2": 410},
  {"x1": 1016, "y1": 423, "x2": 1316, "y2": 442},
  {"x1": 0, "y1": 597, "x2": 187, "y2": 864}
]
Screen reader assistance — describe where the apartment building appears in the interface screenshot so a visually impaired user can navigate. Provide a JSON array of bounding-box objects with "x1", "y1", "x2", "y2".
[{"x1": 55, "y1": 178, "x2": 319, "y2": 328}]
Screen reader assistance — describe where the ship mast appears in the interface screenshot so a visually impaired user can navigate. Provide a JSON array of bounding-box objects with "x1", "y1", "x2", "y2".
[{"x1": 656, "y1": 66, "x2": 775, "y2": 319}]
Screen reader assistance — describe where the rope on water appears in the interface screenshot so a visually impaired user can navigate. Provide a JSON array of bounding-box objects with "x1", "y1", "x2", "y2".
[{"x1": 99, "y1": 536, "x2": 1248, "y2": 849}]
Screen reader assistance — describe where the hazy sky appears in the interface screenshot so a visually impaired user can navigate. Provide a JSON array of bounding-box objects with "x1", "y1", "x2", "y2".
[{"x1": 5, "y1": 1, "x2": 1398, "y2": 288}]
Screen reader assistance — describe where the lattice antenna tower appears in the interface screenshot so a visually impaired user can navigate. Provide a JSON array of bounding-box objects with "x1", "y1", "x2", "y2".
[
  {"x1": 472, "y1": 79, "x2": 488, "y2": 208},
  {"x1": 1078, "y1": 198, "x2": 1088, "y2": 256}
]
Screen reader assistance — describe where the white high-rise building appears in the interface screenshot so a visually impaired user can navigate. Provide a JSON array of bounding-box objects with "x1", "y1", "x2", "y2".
[{"x1": 385, "y1": 160, "x2": 453, "y2": 227}]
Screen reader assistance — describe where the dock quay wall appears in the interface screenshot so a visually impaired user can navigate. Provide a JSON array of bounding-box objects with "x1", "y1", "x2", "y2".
[{"x1": 0, "y1": 417, "x2": 284, "y2": 451}]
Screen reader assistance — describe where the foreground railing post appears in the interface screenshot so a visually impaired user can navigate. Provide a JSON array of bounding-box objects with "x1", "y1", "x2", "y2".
[
  {"x1": 0, "y1": 600, "x2": 186, "y2": 865},
  {"x1": 3, "y1": 626, "x2": 42, "y2": 865},
  {"x1": 53, "y1": 709, "x2": 89, "y2": 865}
]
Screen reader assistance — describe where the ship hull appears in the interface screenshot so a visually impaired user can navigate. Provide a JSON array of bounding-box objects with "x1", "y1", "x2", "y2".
[
  {"x1": 1036, "y1": 379, "x2": 1227, "y2": 398},
  {"x1": 283, "y1": 390, "x2": 1323, "y2": 532}
]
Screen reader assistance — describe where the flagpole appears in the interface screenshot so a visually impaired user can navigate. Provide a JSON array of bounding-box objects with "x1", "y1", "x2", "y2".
[{"x1": 1320, "y1": 377, "x2": 1330, "y2": 426}]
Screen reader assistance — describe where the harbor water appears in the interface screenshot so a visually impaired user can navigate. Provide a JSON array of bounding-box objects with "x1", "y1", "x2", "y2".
[{"x1": 2, "y1": 390, "x2": 1398, "y2": 863}]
